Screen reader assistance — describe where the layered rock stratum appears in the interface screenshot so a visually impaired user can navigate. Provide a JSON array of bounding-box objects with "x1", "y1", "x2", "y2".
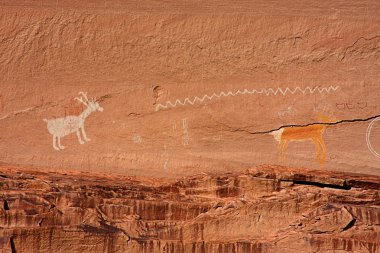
[
  {"x1": 0, "y1": 165, "x2": 380, "y2": 253},
  {"x1": 1, "y1": 0, "x2": 380, "y2": 252}
]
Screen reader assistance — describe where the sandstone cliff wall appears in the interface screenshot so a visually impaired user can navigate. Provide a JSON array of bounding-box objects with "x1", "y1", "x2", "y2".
[
  {"x1": 0, "y1": 165, "x2": 379, "y2": 253},
  {"x1": 0, "y1": 1, "x2": 380, "y2": 177}
]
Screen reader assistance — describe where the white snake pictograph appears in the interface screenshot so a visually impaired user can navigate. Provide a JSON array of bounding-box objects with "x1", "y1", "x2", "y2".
[{"x1": 155, "y1": 86, "x2": 340, "y2": 111}]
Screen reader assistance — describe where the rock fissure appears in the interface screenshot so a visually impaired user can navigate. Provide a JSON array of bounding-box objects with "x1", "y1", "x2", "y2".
[
  {"x1": 9, "y1": 237, "x2": 16, "y2": 253},
  {"x1": 3, "y1": 200, "x2": 10, "y2": 211},
  {"x1": 218, "y1": 114, "x2": 380, "y2": 135},
  {"x1": 341, "y1": 35, "x2": 380, "y2": 61},
  {"x1": 287, "y1": 180, "x2": 351, "y2": 190}
]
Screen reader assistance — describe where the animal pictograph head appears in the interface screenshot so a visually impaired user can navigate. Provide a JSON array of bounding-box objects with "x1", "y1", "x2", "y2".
[{"x1": 74, "y1": 92, "x2": 104, "y2": 112}]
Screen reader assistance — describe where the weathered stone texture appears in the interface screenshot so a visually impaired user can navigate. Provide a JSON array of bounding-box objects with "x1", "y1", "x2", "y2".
[
  {"x1": 1, "y1": 1, "x2": 380, "y2": 252},
  {"x1": 0, "y1": 1, "x2": 380, "y2": 176},
  {"x1": 0, "y1": 165, "x2": 379, "y2": 253}
]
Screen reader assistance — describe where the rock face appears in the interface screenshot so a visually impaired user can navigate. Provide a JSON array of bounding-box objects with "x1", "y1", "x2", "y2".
[
  {"x1": 1, "y1": 1, "x2": 380, "y2": 252},
  {"x1": 0, "y1": 1, "x2": 380, "y2": 177},
  {"x1": 0, "y1": 165, "x2": 379, "y2": 253}
]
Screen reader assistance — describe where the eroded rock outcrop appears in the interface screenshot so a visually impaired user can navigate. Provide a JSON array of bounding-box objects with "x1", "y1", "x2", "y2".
[{"x1": 0, "y1": 165, "x2": 379, "y2": 253}]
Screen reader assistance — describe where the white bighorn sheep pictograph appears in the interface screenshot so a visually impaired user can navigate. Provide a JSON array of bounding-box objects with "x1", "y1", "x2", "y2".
[{"x1": 43, "y1": 92, "x2": 104, "y2": 151}]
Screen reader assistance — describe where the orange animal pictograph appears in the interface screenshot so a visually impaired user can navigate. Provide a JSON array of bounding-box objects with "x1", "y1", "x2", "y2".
[{"x1": 270, "y1": 115, "x2": 335, "y2": 165}]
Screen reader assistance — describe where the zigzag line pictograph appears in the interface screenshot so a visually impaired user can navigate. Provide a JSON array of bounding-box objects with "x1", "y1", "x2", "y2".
[{"x1": 155, "y1": 86, "x2": 340, "y2": 111}]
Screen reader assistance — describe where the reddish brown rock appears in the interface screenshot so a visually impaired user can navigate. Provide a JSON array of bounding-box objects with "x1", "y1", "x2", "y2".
[
  {"x1": 0, "y1": 0, "x2": 380, "y2": 177},
  {"x1": 0, "y1": 165, "x2": 379, "y2": 253},
  {"x1": 1, "y1": 1, "x2": 380, "y2": 252}
]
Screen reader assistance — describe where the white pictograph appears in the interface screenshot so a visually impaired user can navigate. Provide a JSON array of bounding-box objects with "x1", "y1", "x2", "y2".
[
  {"x1": 278, "y1": 106, "x2": 297, "y2": 117},
  {"x1": 43, "y1": 92, "x2": 104, "y2": 151},
  {"x1": 155, "y1": 86, "x2": 340, "y2": 111},
  {"x1": 182, "y1": 118, "x2": 189, "y2": 146},
  {"x1": 163, "y1": 145, "x2": 169, "y2": 170},
  {"x1": 366, "y1": 117, "x2": 380, "y2": 159},
  {"x1": 132, "y1": 133, "x2": 142, "y2": 143}
]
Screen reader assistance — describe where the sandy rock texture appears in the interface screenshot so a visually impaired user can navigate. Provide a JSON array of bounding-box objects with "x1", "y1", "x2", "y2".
[
  {"x1": 0, "y1": 165, "x2": 379, "y2": 253},
  {"x1": 0, "y1": 0, "x2": 380, "y2": 177}
]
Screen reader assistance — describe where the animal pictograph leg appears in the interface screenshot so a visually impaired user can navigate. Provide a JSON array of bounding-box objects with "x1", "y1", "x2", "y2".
[
  {"x1": 317, "y1": 138, "x2": 327, "y2": 164},
  {"x1": 81, "y1": 127, "x2": 90, "y2": 142},
  {"x1": 57, "y1": 137, "x2": 65, "y2": 150},
  {"x1": 53, "y1": 136, "x2": 60, "y2": 151},
  {"x1": 76, "y1": 130, "x2": 85, "y2": 144}
]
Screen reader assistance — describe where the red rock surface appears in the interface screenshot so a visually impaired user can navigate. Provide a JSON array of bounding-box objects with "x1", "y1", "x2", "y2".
[
  {"x1": 0, "y1": 0, "x2": 380, "y2": 177},
  {"x1": 1, "y1": 1, "x2": 380, "y2": 252},
  {"x1": 0, "y1": 165, "x2": 379, "y2": 253}
]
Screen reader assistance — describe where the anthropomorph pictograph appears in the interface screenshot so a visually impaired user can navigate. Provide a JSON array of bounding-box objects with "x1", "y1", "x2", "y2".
[
  {"x1": 270, "y1": 115, "x2": 335, "y2": 165},
  {"x1": 182, "y1": 118, "x2": 189, "y2": 146},
  {"x1": 43, "y1": 92, "x2": 104, "y2": 151}
]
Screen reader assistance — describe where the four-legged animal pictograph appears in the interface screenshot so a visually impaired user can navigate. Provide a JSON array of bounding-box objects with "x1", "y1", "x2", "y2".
[
  {"x1": 43, "y1": 92, "x2": 104, "y2": 151},
  {"x1": 270, "y1": 116, "x2": 335, "y2": 165}
]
